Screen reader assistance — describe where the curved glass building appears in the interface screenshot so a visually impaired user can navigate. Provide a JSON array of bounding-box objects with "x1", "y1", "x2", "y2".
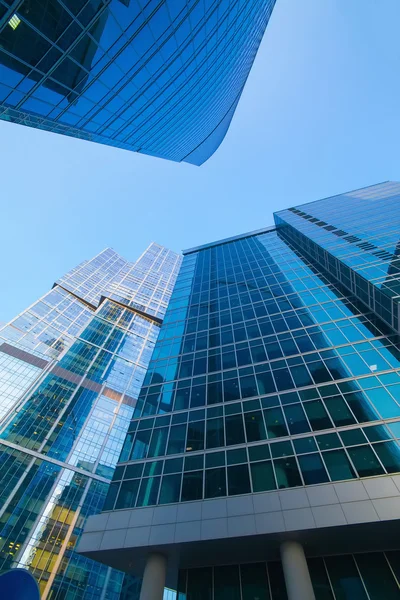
[{"x1": 0, "y1": 0, "x2": 276, "y2": 164}]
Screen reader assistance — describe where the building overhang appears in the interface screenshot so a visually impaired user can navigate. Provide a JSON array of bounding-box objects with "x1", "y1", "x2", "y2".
[{"x1": 77, "y1": 475, "x2": 400, "y2": 588}]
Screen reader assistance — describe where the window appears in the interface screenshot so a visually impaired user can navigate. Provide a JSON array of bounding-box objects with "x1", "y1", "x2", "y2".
[
  {"x1": 322, "y1": 450, "x2": 356, "y2": 481},
  {"x1": 167, "y1": 424, "x2": 187, "y2": 455},
  {"x1": 206, "y1": 418, "x2": 224, "y2": 449},
  {"x1": 205, "y1": 467, "x2": 226, "y2": 498},
  {"x1": 227, "y1": 464, "x2": 251, "y2": 495},
  {"x1": 250, "y1": 460, "x2": 276, "y2": 492},
  {"x1": 373, "y1": 441, "x2": 400, "y2": 473},
  {"x1": 244, "y1": 411, "x2": 267, "y2": 442},
  {"x1": 136, "y1": 477, "x2": 160, "y2": 507},
  {"x1": 355, "y1": 553, "x2": 400, "y2": 600},
  {"x1": 225, "y1": 414, "x2": 245, "y2": 446},
  {"x1": 214, "y1": 565, "x2": 241, "y2": 600},
  {"x1": 324, "y1": 555, "x2": 368, "y2": 600},
  {"x1": 304, "y1": 400, "x2": 332, "y2": 431},
  {"x1": 284, "y1": 404, "x2": 310, "y2": 434},
  {"x1": 298, "y1": 453, "x2": 329, "y2": 485},
  {"x1": 274, "y1": 457, "x2": 302, "y2": 489},
  {"x1": 240, "y1": 563, "x2": 270, "y2": 600},
  {"x1": 264, "y1": 407, "x2": 288, "y2": 438},
  {"x1": 347, "y1": 446, "x2": 385, "y2": 477},
  {"x1": 181, "y1": 470, "x2": 203, "y2": 501},
  {"x1": 158, "y1": 474, "x2": 182, "y2": 504}
]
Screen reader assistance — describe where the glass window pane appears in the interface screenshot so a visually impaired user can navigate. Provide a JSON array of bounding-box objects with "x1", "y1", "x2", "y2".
[
  {"x1": 340, "y1": 429, "x2": 367, "y2": 446},
  {"x1": 250, "y1": 460, "x2": 276, "y2": 492},
  {"x1": 227, "y1": 464, "x2": 251, "y2": 495},
  {"x1": 267, "y1": 561, "x2": 288, "y2": 600},
  {"x1": 186, "y1": 420, "x2": 205, "y2": 452},
  {"x1": 264, "y1": 407, "x2": 288, "y2": 438},
  {"x1": 304, "y1": 400, "x2": 332, "y2": 431},
  {"x1": 144, "y1": 461, "x2": 163, "y2": 477},
  {"x1": 205, "y1": 451, "x2": 225, "y2": 468},
  {"x1": 355, "y1": 553, "x2": 400, "y2": 600},
  {"x1": 159, "y1": 473, "x2": 182, "y2": 504},
  {"x1": 324, "y1": 555, "x2": 368, "y2": 600},
  {"x1": 324, "y1": 396, "x2": 356, "y2": 427},
  {"x1": 227, "y1": 448, "x2": 247, "y2": 465},
  {"x1": 316, "y1": 433, "x2": 341, "y2": 450},
  {"x1": 223, "y1": 377, "x2": 240, "y2": 402},
  {"x1": 206, "y1": 418, "x2": 225, "y2": 449},
  {"x1": 225, "y1": 414, "x2": 245, "y2": 446},
  {"x1": 284, "y1": 404, "x2": 311, "y2": 434},
  {"x1": 307, "y1": 557, "x2": 334, "y2": 600},
  {"x1": 244, "y1": 411, "x2": 267, "y2": 442},
  {"x1": 240, "y1": 563, "x2": 271, "y2": 600},
  {"x1": 270, "y1": 441, "x2": 293, "y2": 458},
  {"x1": 205, "y1": 467, "x2": 226, "y2": 499},
  {"x1": 164, "y1": 458, "x2": 183, "y2": 474},
  {"x1": 181, "y1": 470, "x2": 203, "y2": 501},
  {"x1": 167, "y1": 424, "x2": 187, "y2": 455},
  {"x1": 125, "y1": 463, "x2": 144, "y2": 479},
  {"x1": 103, "y1": 482, "x2": 119, "y2": 511},
  {"x1": 249, "y1": 444, "x2": 271, "y2": 462},
  {"x1": 322, "y1": 450, "x2": 356, "y2": 481},
  {"x1": 214, "y1": 565, "x2": 241, "y2": 600},
  {"x1": 185, "y1": 454, "x2": 204, "y2": 471},
  {"x1": 187, "y1": 567, "x2": 212, "y2": 600},
  {"x1": 363, "y1": 425, "x2": 391, "y2": 442},
  {"x1": 373, "y1": 441, "x2": 400, "y2": 473},
  {"x1": 274, "y1": 457, "x2": 302, "y2": 489},
  {"x1": 136, "y1": 476, "x2": 160, "y2": 507},
  {"x1": 298, "y1": 453, "x2": 329, "y2": 485},
  {"x1": 148, "y1": 426, "x2": 169, "y2": 457},
  {"x1": 131, "y1": 429, "x2": 151, "y2": 459},
  {"x1": 293, "y1": 437, "x2": 317, "y2": 454},
  {"x1": 347, "y1": 445, "x2": 385, "y2": 477},
  {"x1": 386, "y1": 551, "x2": 400, "y2": 585}
]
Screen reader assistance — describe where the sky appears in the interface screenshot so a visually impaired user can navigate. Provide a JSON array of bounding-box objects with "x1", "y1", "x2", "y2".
[{"x1": 1, "y1": 0, "x2": 400, "y2": 322}]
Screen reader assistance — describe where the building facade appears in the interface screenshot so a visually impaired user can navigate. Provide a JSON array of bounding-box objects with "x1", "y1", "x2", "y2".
[
  {"x1": 80, "y1": 182, "x2": 400, "y2": 600},
  {"x1": 0, "y1": 0, "x2": 276, "y2": 165},
  {"x1": 0, "y1": 243, "x2": 181, "y2": 599}
]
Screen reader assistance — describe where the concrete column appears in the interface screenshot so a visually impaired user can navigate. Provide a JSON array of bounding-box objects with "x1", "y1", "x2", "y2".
[
  {"x1": 139, "y1": 553, "x2": 167, "y2": 600},
  {"x1": 280, "y1": 541, "x2": 315, "y2": 600}
]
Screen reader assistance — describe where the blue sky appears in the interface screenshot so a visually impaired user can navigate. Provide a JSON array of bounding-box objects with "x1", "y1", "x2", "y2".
[{"x1": 1, "y1": 0, "x2": 400, "y2": 322}]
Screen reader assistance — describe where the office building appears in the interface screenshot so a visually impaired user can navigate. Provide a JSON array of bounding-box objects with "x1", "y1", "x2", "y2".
[
  {"x1": 0, "y1": 0, "x2": 276, "y2": 164},
  {"x1": 80, "y1": 182, "x2": 400, "y2": 600},
  {"x1": 0, "y1": 243, "x2": 182, "y2": 599}
]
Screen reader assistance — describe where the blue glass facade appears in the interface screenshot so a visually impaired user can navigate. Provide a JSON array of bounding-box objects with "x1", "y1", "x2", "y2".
[
  {"x1": 0, "y1": 243, "x2": 181, "y2": 599},
  {"x1": 0, "y1": 0, "x2": 275, "y2": 164},
  {"x1": 104, "y1": 225, "x2": 400, "y2": 510},
  {"x1": 79, "y1": 182, "x2": 400, "y2": 600}
]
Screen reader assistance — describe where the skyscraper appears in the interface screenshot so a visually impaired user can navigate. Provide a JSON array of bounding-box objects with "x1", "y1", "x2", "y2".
[
  {"x1": 0, "y1": 0, "x2": 276, "y2": 164},
  {"x1": 80, "y1": 182, "x2": 400, "y2": 600},
  {"x1": 0, "y1": 243, "x2": 182, "y2": 599}
]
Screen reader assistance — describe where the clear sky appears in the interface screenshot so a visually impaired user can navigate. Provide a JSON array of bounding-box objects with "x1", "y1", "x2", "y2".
[{"x1": 1, "y1": 0, "x2": 400, "y2": 322}]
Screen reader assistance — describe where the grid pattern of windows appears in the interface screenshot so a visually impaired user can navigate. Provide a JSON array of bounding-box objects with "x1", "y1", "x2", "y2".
[
  {"x1": 178, "y1": 552, "x2": 400, "y2": 600},
  {"x1": 275, "y1": 181, "x2": 400, "y2": 331},
  {"x1": 112, "y1": 226, "x2": 400, "y2": 511},
  {"x1": 0, "y1": 0, "x2": 275, "y2": 165},
  {"x1": 0, "y1": 243, "x2": 181, "y2": 599},
  {"x1": 106, "y1": 421, "x2": 400, "y2": 509}
]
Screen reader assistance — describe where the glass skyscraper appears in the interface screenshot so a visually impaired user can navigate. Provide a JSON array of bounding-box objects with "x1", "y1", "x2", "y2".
[
  {"x1": 80, "y1": 182, "x2": 400, "y2": 600},
  {"x1": 0, "y1": 243, "x2": 182, "y2": 599},
  {"x1": 0, "y1": 0, "x2": 276, "y2": 164}
]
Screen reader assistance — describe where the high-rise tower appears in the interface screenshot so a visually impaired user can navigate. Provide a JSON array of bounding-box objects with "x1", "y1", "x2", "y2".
[
  {"x1": 80, "y1": 182, "x2": 400, "y2": 600},
  {"x1": 0, "y1": 0, "x2": 276, "y2": 164},
  {"x1": 0, "y1": 243, "x2": 181, "y2": 599}
]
